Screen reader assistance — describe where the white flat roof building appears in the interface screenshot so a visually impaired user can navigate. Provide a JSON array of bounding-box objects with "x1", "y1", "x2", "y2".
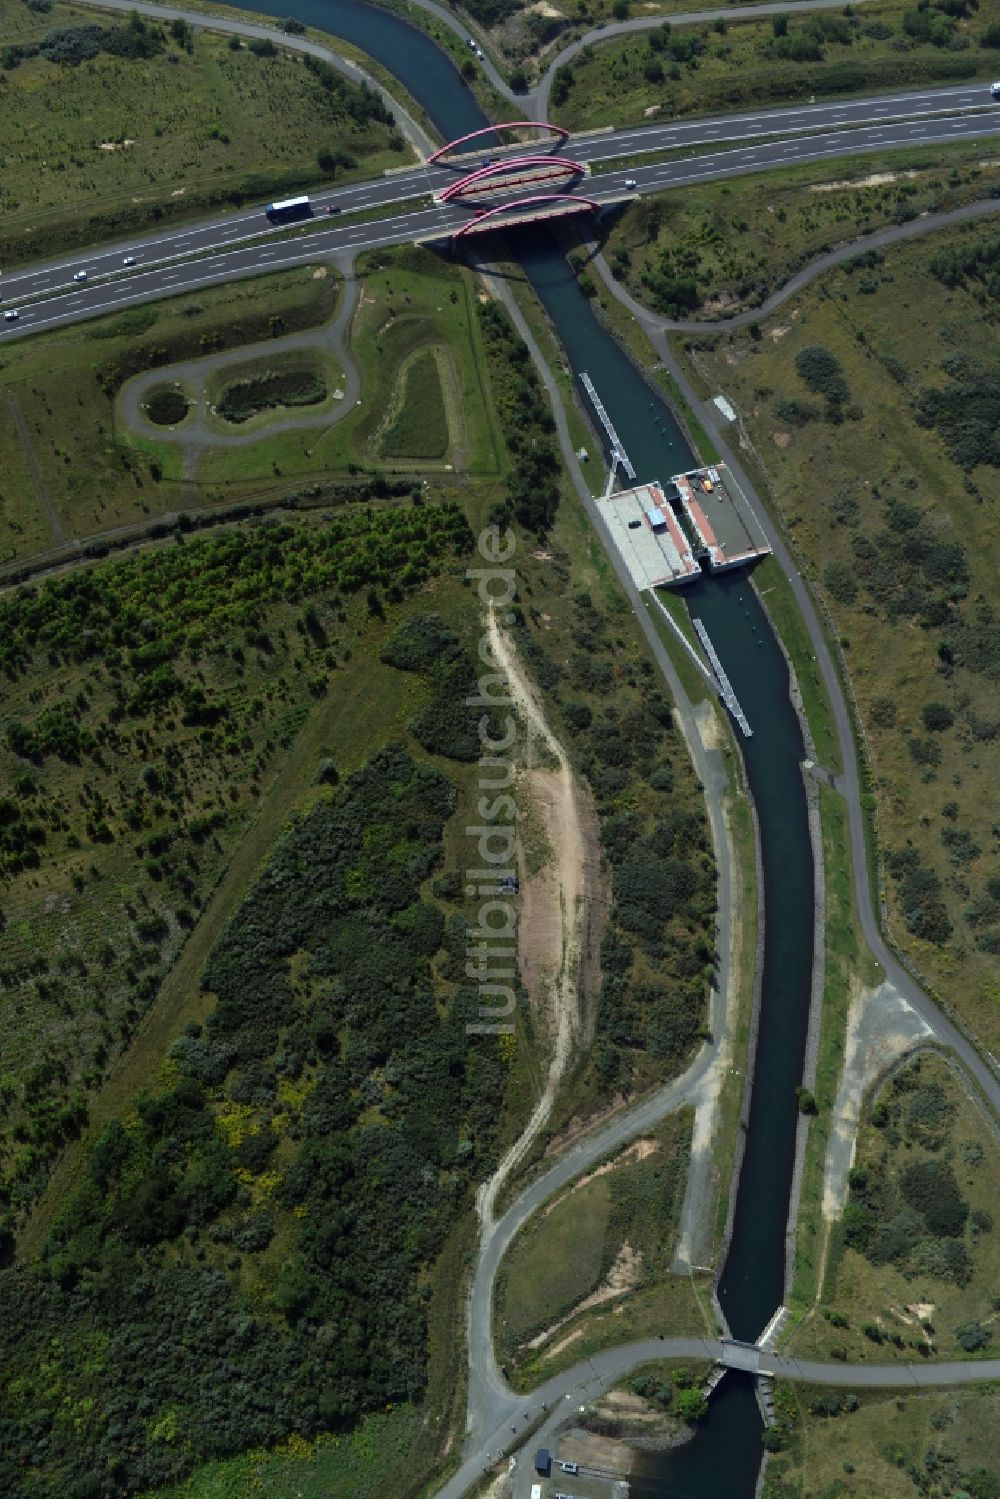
[{"x1": 595, "y1": 481, "x2": 700, "y2": 590}]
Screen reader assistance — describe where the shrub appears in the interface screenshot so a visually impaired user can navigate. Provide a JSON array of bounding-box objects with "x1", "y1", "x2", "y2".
[
  {"x1": 824, "y1": 560, "x2": 858, "y2": 606},
  {"x1": 795, "y1": 345, "x2": 850, "y2": 405},
  {"x1": 676, "y1": 1388, "x2": 708, "y2": 1422},
  {"x1": 955, "y1": 1319, "x2": 990, "y2": 1352},
  {"x1": 144, "y1": 387, "x2": 190, "y2": 426},
  {"x1": 922, "y1": 702, "x2": 954, "y2": 732},
  {"x1": 773, "y1": 396, "x2": 819, "y2": 426},
  {"x1": 899, "y1": 1159, "x2": 968, "y2": 1237}
]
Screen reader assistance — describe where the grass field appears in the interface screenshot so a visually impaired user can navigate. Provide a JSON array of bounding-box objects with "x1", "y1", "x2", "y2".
[
  {"x1": 677, "y1": 219, "x2": 1000, "y2": 1054},
  {"x1": 494, "y1": 1111, "x2": 702, "y2": 1378},
  {"x1": 193, "y1": 247, "x2": 502, "y2": 491},
  {"x1": 550, "y1": 0, "x2": 999, "y2": 131},
  {"x1": 790, "y1": 785, "x2": 882, "y2": 1307},
  {"x1": 601, "y1": 143, "x2": 1000, "y2": 320},
  {"x1": 144, "y1": 1407, "x2": 428, "y2": 1499},
  {"x1": 793, "y1": 1051, "x2": 1000, "y2": 1363},
  {"x1": 0, "y1": 0, "x2": 406, "y2": 264},
  {"x1": 0, "y1": 267, "x2": 339, "y2": 564},
  {"x1": 379, "y1": 346, "x2": 450, "y2": 459},
  {"x1": 765, "y1": 1381, "x2": 1000, "y2": 1497}
]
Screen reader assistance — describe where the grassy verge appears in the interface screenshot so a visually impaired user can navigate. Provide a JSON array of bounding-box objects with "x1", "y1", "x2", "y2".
[
  {"x1": 601, "y1": 141, "x2": 1000, "y2": 321},
  {"x1": 674, "y1": 218, "x2": 1000, "y2": 1055},
  {"x1": 0, "y1": 2, "x2": 407, "y2": 266},
  {"x1": 708, "y1": 785, "x2": 759, "y2": 1255},
  {"x1": 754, "y1": 557, "x2": 842, "y2": 773},
  {"x1": 496, "y1": 254, "x2": 599, "y2": 462},
  {"x1": 765, "y1": 1381, "x2": 1000, "y2": 1497},
  {"x1": 193, "y1": 247, "x2": 502, "y2": 492},
  {"x1": 788, "y1": 784, "x2": 881, "y2": 1308},
  {"x1": 551, "y1": 0, "x2": 996, "y2": 132},
  {"x1": 494, "y1": 1111, "x2": 696, "y2": 1376},
  {"x1": 0, "y1": 267, "x2": 339, "y2": 564},
  {"x1": 642, "y1": 591, "x2": 711, "y2": 706}
]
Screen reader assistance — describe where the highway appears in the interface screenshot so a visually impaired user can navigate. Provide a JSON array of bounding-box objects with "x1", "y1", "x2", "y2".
[
  {"x1": 3, "y1": 88, "x2": 1000, "y2": 343},
  {"x1": 4, "y1": 17, "x2": 1000, "y2": 1491}
]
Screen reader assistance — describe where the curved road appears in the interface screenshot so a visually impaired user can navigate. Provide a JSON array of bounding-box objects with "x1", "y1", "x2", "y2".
[
  {"x1": 447, "y1": 243, "x2": 1000, "y2": 1498},
  {"x1": 385, "y1": 0, "x2": 879, "y2": 119},
  {"x1": 585, "y1": 252, "x2": 1000, "y2": 1116},
  {"x1": 73, "y1": 0, "x2": 437, "y2": 157},
  {"x1": 3, "y1": 8, "x2": 1000, "y2": 1494},
  {"x1": 436, "y1": 1332, "x2": 1000, "y2": 1499},
  {"x1": 587, "y1": 194, "x2": 1000, "y2": 332},
  {"x1": 119, "y1": 256, "x2": 361, "y2": 447}
]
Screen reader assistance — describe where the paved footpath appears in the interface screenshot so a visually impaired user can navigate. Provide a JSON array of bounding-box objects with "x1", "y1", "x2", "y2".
[{"x1": 118, "y1": 256, "x2": 360, "y2": 449}]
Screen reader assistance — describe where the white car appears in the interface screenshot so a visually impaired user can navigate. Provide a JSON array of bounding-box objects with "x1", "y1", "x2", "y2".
[
  {"x1": 3, "y1": 309, "x2": 19, "y2": 322},
  {"x1": 123, "y1": 255, "x2": 136, "y2": 266},
  {"x1": 73, "y1": 270, "x2": 89, "y2": 282},
  {"x1": 625, "y1": 177, "x2": 638, "y2": 189},
  {"x1": 992, "y1": 80, "x2": 1000, "y2": 99}
]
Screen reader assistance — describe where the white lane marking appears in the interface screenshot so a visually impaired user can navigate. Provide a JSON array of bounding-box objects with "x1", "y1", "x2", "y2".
[{"x1": 13, "y1": 117, "x2": 1000, "y2": 336}]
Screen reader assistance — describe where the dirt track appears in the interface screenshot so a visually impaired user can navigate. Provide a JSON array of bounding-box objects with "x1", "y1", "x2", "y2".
[{"x1": 475, "y1": 611, "x2": 595, "y2": 1234}]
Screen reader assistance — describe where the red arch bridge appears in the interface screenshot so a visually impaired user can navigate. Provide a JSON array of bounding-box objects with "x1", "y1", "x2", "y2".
[
  {"x1": 427, "y1": 121, "x2": 569, "y2": 165},
  {"x1": 450, "y1": 194, "x2": 602, "y2": 240},
  {"x1": 437, "y1": 156, "x2": 583, "y2": 204}
]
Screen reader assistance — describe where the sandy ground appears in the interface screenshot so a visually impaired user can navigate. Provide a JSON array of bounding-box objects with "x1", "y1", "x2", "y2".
[
  {"x1": 475, "y1": 612, "x2": 593, "y2": 1234},
  {"x1": 821, "y1": 977, "x2": 933, "y2": 1221},
  {"x1": 559, "y1": 1425, "x2": 633, "y2": 1475}
]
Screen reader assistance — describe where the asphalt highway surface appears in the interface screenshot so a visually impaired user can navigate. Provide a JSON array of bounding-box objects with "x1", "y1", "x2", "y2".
[
  {"x1": 3, "y1": 83, "x2": 1000, "y2": 339},
  {"x1": 5, "y1": 36, "x2": 1000, "y2": 1497}
]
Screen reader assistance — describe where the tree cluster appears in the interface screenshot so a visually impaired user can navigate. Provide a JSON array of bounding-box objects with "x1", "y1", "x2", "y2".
[
  {"x1": 380, "y1": 613, "x2": 493, "y2": 763},
  {"x1": 0, "y1": 745, "x2": 506, "y2": 1494},
  {"x1": 0, "y1": 509, "x2": 472, "y2": 682},
  {"x1": 217, "y1": 369, "x2": 327, "y2": 425},
  {"x1": 302, "y1": 55, "x2": 394, "y2": 128},
  {"x1": 2, "y1": 12, "x2": 169, "y2": 69},
  {"x1": 841, "y1": 1063, "x2": 989, "y2": 1291},
  {"x1": 478, "y1": 302, "x2": 561, "y2": 534}
]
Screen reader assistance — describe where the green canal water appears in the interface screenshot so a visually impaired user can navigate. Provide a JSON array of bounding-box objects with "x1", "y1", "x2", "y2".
[{"x1": 225, "y1": 3, "x2": 818, "y2": 1491}]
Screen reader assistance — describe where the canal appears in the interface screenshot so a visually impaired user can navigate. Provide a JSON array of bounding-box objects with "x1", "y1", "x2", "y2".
[{"x1": 226, "y1": 3, "x2": 817, "y2": 1492}]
